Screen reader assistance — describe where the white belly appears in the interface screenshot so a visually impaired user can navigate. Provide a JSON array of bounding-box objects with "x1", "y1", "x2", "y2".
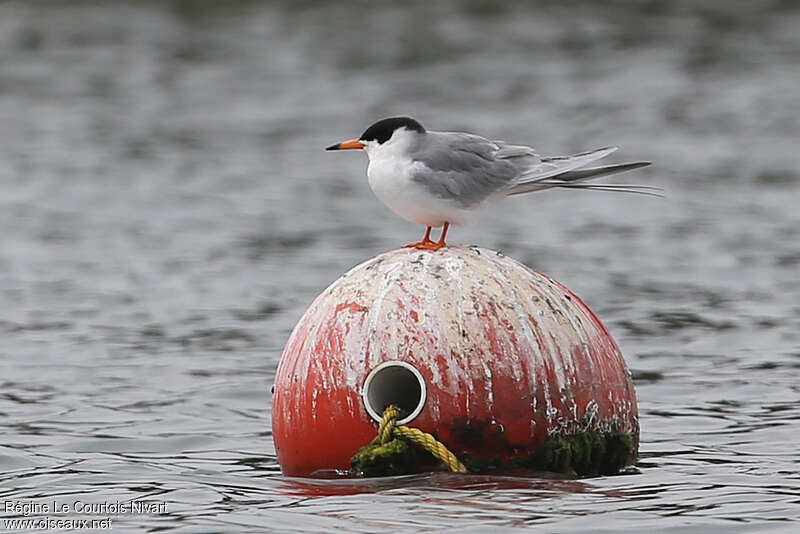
[{"x1": 367, "y1": 158, "x2": 476, "y2": 228}]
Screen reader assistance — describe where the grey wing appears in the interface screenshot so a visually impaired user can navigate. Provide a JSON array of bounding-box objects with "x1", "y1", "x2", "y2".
[
  {"x1": 489, "y1": 141, "x2": 622, "y2": 188},
  {"x1": 493, "y1": 141, "x2": 540, "y2": 160},
  {"x1": 409, "y1": 132, "x2": 520, "y2": 207},
  {"x1": 513, "y1": 147, "x2": 618, "y2": 184}
]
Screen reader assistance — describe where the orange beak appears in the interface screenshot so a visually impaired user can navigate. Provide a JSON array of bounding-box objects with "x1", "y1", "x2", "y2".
[{"x1": 325, "y1": 138, "x2": 365, "y2": 151}]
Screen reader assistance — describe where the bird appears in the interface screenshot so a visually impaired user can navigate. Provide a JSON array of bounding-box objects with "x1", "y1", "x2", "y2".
[{"x1": 326, "y1": 117, "x2": 659, "y2": 251}]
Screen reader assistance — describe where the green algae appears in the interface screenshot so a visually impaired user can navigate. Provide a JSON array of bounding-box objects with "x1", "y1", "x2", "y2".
[{"x1": 520, "y1": 431, "x2": 635, "y2": 476}]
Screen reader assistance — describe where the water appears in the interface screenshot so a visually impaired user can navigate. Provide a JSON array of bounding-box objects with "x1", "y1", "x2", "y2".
[{"x1": 1, "y1": 1, "x2": 798, "y2": 531}]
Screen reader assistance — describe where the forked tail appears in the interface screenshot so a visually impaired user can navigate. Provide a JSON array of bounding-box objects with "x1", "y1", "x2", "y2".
[{"x1": 506, "y1": 148, "x2": 661, "y2": 197}]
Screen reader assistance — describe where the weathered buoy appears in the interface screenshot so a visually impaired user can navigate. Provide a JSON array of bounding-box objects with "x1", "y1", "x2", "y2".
[{"x1": 272, "y1": 246, "x2": 638, "y2": 477}]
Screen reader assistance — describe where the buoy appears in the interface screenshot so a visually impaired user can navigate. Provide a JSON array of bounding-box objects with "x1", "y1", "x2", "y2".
[{"x1": 272, "y1": 246, "x2": 638, "y2": 477}]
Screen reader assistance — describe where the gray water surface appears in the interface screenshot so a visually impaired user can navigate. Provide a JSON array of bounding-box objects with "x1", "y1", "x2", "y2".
[{"x1": 1, "y1": 1, "x2": 799, "y2": 532}]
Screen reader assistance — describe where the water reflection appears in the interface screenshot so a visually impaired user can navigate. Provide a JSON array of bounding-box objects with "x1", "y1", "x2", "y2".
[{"x1": 276, "y1": 472, "x2": 592, "y2": 498}]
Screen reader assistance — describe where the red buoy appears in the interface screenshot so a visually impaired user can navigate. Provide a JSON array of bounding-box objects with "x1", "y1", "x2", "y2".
[{"x1": 272, "y1": 247, "x2": 638, "y2": 477}]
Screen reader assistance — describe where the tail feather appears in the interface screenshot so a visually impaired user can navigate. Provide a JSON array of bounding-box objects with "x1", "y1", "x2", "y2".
[
  {"x1": 555, "y1": 183, "x2": 664, "y2": 197},
  {"x1": 506, "y1": 161, "x2": 659, "y2": 197}
]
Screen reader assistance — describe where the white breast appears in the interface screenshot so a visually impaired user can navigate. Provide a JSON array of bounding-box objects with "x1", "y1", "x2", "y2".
[
  {"x1": 363, "y1": 130, "x2": 476, "y2": 228},
  {"x1": 367, "y1": 155, "x2": 476, "y2": 228}
]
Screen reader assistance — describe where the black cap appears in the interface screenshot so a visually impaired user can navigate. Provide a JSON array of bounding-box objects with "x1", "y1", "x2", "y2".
[{"x1": 360, "y1": 117, "x2": 425, "y2": 144}]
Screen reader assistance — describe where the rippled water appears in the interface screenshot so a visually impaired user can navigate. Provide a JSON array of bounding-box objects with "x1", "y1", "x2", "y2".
[{"x1": 1, "y1": 1, "x2": 799, "y2": 532}]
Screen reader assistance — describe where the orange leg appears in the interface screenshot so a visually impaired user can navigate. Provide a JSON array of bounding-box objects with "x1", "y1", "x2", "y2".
[
  {"x1": 404, "y1": 223, "x2": 449, "y2": 251},
  {"x1": 403, "y1": 226, "x2": 434, "y2": 248}
]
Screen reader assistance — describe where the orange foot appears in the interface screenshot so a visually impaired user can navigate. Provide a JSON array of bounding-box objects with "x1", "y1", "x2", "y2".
[
  {"x1": 404, "y1": 239, "x2": 446, "y2": 251},
  {"x1": 402, "y1": 223, "x2": 449, "y2": 251}
]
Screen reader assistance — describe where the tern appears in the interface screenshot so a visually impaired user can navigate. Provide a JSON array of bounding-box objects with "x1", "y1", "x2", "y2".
[{"x1": 327, "y1": 117, "x2": 658, "y2": 251}]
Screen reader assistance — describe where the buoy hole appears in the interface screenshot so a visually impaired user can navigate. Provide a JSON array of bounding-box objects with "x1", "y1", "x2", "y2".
[{"x1": 362, "y1": 361, "x2": 426, "y2": 425}]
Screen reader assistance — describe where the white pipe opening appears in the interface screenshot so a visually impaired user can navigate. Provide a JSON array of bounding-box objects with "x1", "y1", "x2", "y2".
[{"x1": 361, "y1": 361, "x2": 427, "y2": 425}]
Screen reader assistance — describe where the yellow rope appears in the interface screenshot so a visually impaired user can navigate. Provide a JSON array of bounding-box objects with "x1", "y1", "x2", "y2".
[{"x1": 372, "y1": 405, "x2": 468, "y2": 474}]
